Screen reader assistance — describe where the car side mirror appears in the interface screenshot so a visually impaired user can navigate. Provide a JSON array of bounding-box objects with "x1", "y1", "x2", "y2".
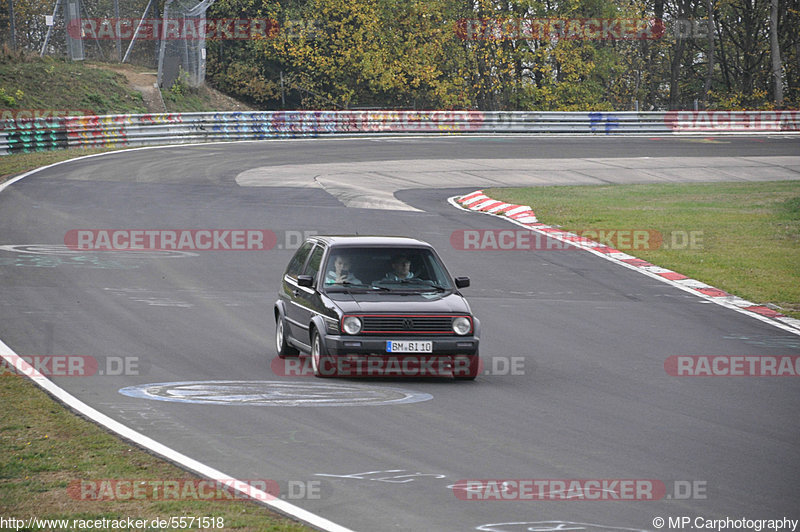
[
  {"x1": 297, "y1": 275, "x2": 314, "y2": 287},
  {"x1": 454, "y1": 277, "x2": 470, "y2": 289}
]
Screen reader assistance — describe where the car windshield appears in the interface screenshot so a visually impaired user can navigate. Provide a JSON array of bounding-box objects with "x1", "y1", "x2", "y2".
[{"x1": 322, "y1": 247, "x2": 453, "y2": 292}]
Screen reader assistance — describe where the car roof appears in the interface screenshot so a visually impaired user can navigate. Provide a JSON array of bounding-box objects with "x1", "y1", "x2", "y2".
[{"x1": 309, "y1": 235, "x2": 434, "y2": 248}]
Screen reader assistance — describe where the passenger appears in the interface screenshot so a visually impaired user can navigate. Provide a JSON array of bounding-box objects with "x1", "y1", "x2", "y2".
[{"x1": 384, "y1": 253, "x2": 415, "y2": 281}]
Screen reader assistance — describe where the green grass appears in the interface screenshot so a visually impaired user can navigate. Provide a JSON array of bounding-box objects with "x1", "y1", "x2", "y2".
[
  {"x1": 0, "y1": 375, "x2": 312, "y2": 531},
  {"x1": 0, "y1": 53, "x2": 254, "y2": 170},
  {"x1": 485, "y1": 181, "x2": 800, "y2": 318},
  {"x1": 0, "y1": 142, "x2": 315, "y2": 529},
  {"x1": 160, "y1": 73, "x2": 253, "y2": 113},
  {"x1": 162, "y1": 80, "x2": 216, "y2": 113},
  {"x1": 163, "y1": 88, "x2": 219, "y2": 113},
  {"x1": 0, "y1": 147, "x2": 128, "y2": 184},
  {"x1": 0, "y1": 52, "x2": 147, "y2": 115},
  {"x1": 0, "y1": 52, "x2": 146, "y2": 175}
]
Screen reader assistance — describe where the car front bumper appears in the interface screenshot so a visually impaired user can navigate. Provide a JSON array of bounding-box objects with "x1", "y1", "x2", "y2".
[{"x1": 324, "y1": 335, "x2": 479, "y2": 357}]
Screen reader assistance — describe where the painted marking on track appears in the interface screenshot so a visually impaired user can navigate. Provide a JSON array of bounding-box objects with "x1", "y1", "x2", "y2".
[
  {"x1": 104, "y1": 288, "x2": 193, "y2": 308},
  {"x1": 0, "y1": 244, "x2": 195, "y2": 269},
  {"x1": 103, "y1": 287, "x2": 245, "y2": 308},
  {"x1": 0, "y1": 340, "x2": 355, "y2": 532},
  {"x1": 476, "y1": 522, "x2": 648, "y2": 532},
  {"x1": 316, "y1": 470, "x2": 446, "y2": 483},
  {"x1": 0, "y1": 244, "x2": 195, "y2": 258},
  {"x1": 0, "y1": 251, "x2": 138, "y2": 270},
  {"x1": 723, "y1": 335, "x2": 800, "y2": 349},
  {"x1": 119, "y1": 380, "x2": 433, "y2": 406}
]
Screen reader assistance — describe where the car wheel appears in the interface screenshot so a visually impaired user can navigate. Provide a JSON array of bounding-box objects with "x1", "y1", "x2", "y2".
[
  {"x1": 311, "y1": 330, "x2": 333, "y2": 378},
  {"x1": 276, "y1": 316, "x2": 299, "y2": 359},
  {"x1": 453, "y1": 353, "x2": 480, "y2": 380}
]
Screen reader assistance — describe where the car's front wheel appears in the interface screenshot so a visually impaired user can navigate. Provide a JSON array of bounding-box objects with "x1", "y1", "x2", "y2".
[
  {"x1": 311, "y1": 330, "x2": 334, "y2": 378},
  {"x1": 276, "y1": 316, "x2": 299, "y2": 359}
]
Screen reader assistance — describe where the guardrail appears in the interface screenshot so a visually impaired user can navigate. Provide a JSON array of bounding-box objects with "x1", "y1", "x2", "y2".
[{"x1": 2, "y1": 110, "x2": 798, "y2": 155}]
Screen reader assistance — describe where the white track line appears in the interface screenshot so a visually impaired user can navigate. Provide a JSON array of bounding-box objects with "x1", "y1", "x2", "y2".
[
  {"x1": 3, "y1": 143, "x2": 797, "y2": 532},
  {"x1": 0, "y1": 149, "x2": 356, "y2": 532},
  {"x1": 448, "y1": 192, "x2": 800, "y2": 337},
  {"x1": 0, "y1": 344, "x2": 354, "y2": 531}
]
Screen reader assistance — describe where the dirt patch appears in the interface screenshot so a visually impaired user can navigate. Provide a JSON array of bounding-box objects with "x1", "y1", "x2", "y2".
[
  {"x1": 85, "y1": 64, "x2": 163, "y2": 113},
  {"x1": 203, "y1": 84, "x2": 256, "y2": 112},
  {"x1": 86, "y1": 63, "x2": 254, "y2": 113}
]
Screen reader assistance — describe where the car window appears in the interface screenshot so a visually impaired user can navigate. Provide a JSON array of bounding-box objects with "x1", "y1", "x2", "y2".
[
  {"x1": 323, "y1": 249, "x2": 367, "y2": 286},
  {"x1": 421, "y1": 251, "x2": 451, "y2": 285},
  {"x1": 285, "y1": 241, "x2": 314, "y2": 278},
  {"x1": 303, "y1": 244, "x2": 326, "y2": 283},
  {"x1": 323, "y1": 247, "x2": 453, "y2": 291}
]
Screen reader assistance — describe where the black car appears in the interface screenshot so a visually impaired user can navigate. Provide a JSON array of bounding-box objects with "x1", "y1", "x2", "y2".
[{"x1": 274, "y1": 236, "x2": 481, "y2": 379}]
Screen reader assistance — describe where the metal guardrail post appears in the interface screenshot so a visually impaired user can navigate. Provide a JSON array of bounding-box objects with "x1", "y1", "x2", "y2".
[{"x1": 40, "y1": 0, "x2": 62, "y2": 57}]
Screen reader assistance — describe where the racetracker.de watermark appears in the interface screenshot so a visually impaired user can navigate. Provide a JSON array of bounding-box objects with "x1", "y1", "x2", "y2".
[
  {"x1": 272, "y1": 355, "x2": 482, "y2": 378},
  {"x1": 272, "y1": 355, "x2": 525, "y2": 377},
  {"x1": 68, "y1": 479, "x2": 281, "y2": 502},
  {"x1": 665, "y1": 110, "x2": 800, "y2": 132},
  {"x1": 65, "y1": 229, "x2": 280, "y2": 251},
  {"x1": 64, "y1": 229, "x2": 318, "y2": 251},
  {"x1": 67, "y1": 18, "x2": 280, "y2": 40},
  {"x1": 1, "y1": 355, "x2": 141, "y2": 378},
  {"x1": 452, "y1": 479, "x2": 707, "y2": 500},
  {"x1": 68, "y1": 479, "x2": 324, "y2": 502},
  {"x1": 0, "y1": 109, "x2": 92, "y2": 126},
  {"x1": 665, "y1": 355, "x2": 800, "y2": 376},
  {"x1": 455, "y1": 18, "x2": 665, "y2": 41},
  {"x1": 451, "y1": 229, "x2": 703, "y2": 251}
]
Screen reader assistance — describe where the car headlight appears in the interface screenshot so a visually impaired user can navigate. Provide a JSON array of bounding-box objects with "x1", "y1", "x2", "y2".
[
  {"x1": 452, "y1": 317, "x2": 471, "y2": 335},
  {"x1": 342, "y1": 316, "x2": 362, "y2": 335}
]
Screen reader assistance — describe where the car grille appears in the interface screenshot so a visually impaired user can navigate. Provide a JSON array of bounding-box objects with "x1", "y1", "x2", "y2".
[{"x1": 359, "y1": 315, "x2": 458, "y2": 334}]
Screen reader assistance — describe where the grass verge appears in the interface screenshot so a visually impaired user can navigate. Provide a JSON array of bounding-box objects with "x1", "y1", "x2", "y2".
[
  {"x1": 0, "y1": 53, "x2": 147, "y2": 115},
  {"x1": 0, "y1": 147, "x2": 127, "y2": 185},
  {"x1": 0, "y1": 137, "x2": 311, "y2": 532},
  {"x1": 485, "y1": 181, "x2": 800, "y2": 318},
  {"x1": 0, "y1": 374, "x2": 312, "y2": 531}
]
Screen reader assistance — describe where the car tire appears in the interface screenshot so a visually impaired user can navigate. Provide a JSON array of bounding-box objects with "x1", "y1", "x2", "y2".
[
  {"x1": 276, "y1": 315, "x2": 299, "y2": 359},
  {"x1": 311, "y1": 330, "x2": 334, "y2": 378},
  {"x1": 453, "y1": 353, "x2": 480, "y2": 380}
]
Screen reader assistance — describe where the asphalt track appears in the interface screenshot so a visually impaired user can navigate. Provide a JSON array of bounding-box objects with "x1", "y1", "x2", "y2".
[{"x1": 2, "y1": 136, "x2": 800, "y2": 532}]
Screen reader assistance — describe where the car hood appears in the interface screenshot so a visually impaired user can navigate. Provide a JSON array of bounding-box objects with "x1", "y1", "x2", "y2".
[{"x1": 327, "y1": 291, "x2": 472, "y2": 314}]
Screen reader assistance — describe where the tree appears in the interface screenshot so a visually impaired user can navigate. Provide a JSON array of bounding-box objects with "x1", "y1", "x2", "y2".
[
  {"x1": 770, "y1": 0, "x2": 783, "y2": 105},
  {"x1": 203, "y1": 0, "x2": 799, "y2": 110}
]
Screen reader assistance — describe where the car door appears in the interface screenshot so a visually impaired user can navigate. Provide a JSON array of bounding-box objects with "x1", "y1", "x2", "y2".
[
  {"x1": 282, "y1": 240, "x2": 315, "y2": 343},
  {"x1": 291, "y1": 243, "x2": 327, "y2": 346}
]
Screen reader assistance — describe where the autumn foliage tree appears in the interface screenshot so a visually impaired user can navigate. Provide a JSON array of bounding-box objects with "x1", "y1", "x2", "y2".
[{"x1": 3, "y1": 0, "x2": 794, "y2": 110}]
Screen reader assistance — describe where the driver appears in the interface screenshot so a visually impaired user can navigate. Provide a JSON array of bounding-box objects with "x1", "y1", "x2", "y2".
[
  {"x1": 325, "y1": 254, "x2": 361, "y2": 285},
  {"x1": 384, "y1": 253, "x2": 415, "y2": 281}
]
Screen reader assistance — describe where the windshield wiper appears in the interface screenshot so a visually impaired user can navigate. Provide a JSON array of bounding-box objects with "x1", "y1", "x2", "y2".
[
  {"x1": 371, "y1": 280, "x2": 449, "y2": 293},
  {"x1": 326, "y1": 282, "x2": 372, "y2": 293},
  {"x1": 424, "y1": 284, "x2": 448, "y2": 292},
  {"x1": 379, "y1": 279, "x2": 432, "y2": 286}
]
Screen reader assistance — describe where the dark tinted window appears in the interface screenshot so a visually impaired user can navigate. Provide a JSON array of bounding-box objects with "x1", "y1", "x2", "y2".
[
  {"x1": 324, "y1": 247, "x2": 453, "y2": 291},
  {"x1": 285, "y1": 241, "x2": 314, "y2": 278},
  {"x1": 304, "y1": 244, "x2": 326, "y2": 282}
]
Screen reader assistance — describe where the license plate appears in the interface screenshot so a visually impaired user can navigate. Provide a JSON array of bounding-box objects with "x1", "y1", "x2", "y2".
[{"x1": 386, "y1": 340, "x2": 433, "y2": 353}]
